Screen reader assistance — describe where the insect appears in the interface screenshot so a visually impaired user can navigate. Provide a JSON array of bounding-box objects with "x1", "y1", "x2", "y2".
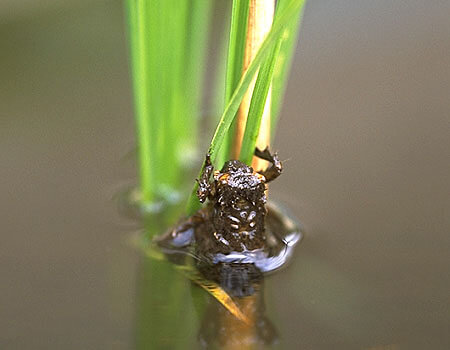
[
  {"x1": 155, "y1": 147, "x2": 301, "y2": 297},
  {"x1": 195, "y1": 147, "x2": 283, "y2": 254}
]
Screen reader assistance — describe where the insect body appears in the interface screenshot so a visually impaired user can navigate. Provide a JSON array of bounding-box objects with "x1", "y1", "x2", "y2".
[
  {"x1": 155, "y1": 148, "x2": 300, "y2": 297},
  {"x1": 195, "y1": 148, "x2": 282, "y2": 254}
]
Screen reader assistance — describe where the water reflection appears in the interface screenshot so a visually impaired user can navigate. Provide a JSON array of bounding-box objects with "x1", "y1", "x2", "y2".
[
  {"x1": 134, "y1": 256, "x2": 199, "y2": 350},
  {"x1": 135, "y1": 201, "x2": 302, "y2": 349},
  {"x1": 196, "y1": 274, "x2": 277, "y2": 349},
  {"x1": 136, "y1": 250, "x2": 279, "y2": 349}
]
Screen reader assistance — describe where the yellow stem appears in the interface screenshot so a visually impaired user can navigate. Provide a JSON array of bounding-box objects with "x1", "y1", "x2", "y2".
[
  {"x1": 221, "y1": 294, "x2": 258, "y2": 350},
  {"x1": 232, "y1": 0, "x2": 275, "y2": 172}
]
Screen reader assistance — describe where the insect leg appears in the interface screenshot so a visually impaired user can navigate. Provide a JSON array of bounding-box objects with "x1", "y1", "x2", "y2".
[
  {"x1": 254, "y1": 147, "x2": 283, "y2": 183},
  {"x1": 196, "y1": 153, "x2": 215, "y2": 203}
]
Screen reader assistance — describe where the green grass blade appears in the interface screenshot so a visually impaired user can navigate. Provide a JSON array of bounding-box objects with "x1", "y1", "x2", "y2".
[
  {"x1": 271, "y1": 0, "x2": 307, "y2": 135},
  {"x1": 186, "y1": 0, "x2": 308, "y2": 215},
  {"x1": 181, "y1": 0, "x2": 213, "y2": 153},
  {"x1": 239, "y1": 39, "x2": 282, "y2": 165},
  {"x1": 161, "y1": 0, "x2": 189, "y2": 188},
  {"x1": 126, "y1": 0, "x2": 158, "y2": 202},
  {"x1": 216, "y1": 0, "x2": 250, "y2": 168},
  {"x1": 225, "y1": 0, "x2": 250, "y2": 104},
  {"x1": 126, "y1": 0, "x2": 212, "y2": 205}
]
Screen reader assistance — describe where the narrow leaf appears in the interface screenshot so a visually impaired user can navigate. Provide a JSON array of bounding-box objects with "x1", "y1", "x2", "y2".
[
  {"x1": 216, "y1": 0, "x2": 250, "y2": 168},
  {"x1": 271, "y1": 0, "x2": 307, "y2": 135},
  {"x1": 186, "y1": 0, "x2": 308, "y2": 215},
  {"x1": 239, "y1": 39, "x2": 282, "y2": 165}
]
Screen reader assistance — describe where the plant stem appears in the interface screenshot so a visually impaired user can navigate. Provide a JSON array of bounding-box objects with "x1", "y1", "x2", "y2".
[
  {"x1": 186, "y1": 0, "x2": 306, "y2": 215},
  {"x1": 126, "y1": 0, "x2": 212, "y2": 207},
  {"x1": 231, "y1": 0, "x2": 275, "y2": 171},
  {"x1": 217, "y1": 0, "x2": 250, "y2": 168},
  {"x1": 239, "y1": 38, "x2": 281, "y2": 166},
  {"x1": 132, "y1": 0, "x2": 156, "y2": 202}
]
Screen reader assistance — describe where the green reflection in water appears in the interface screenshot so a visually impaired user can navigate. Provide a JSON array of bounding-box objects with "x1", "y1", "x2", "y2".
[
  {"x1": 135, "y1": 234, "x2": 280, "y2": 350},
  {"x1": 135, "y1": 256, "x2": 201, "y2": 350}
]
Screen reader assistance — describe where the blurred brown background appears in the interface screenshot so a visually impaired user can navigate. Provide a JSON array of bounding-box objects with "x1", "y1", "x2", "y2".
[{"x1": 1, "y1": 1, "x2": 449, "y2": 349}]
